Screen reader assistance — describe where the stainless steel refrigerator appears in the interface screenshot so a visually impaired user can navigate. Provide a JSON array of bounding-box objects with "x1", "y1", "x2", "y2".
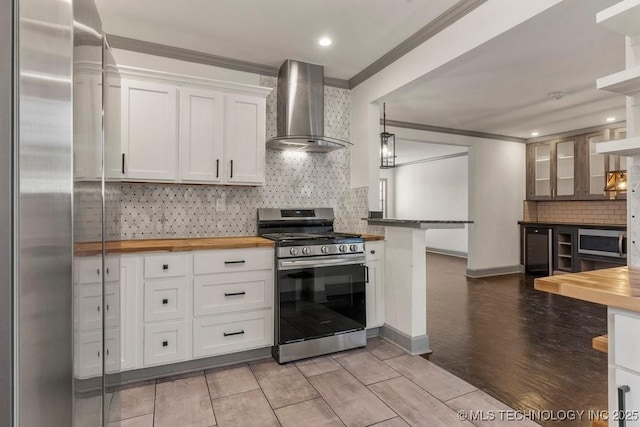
[{"x1": 1, "y1": 0, "x2": 113, "y2": 424}]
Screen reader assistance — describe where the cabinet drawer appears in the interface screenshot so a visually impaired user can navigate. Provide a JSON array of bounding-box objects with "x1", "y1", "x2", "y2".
[
  {"x1": 193, "y1": 271, "x2": 272, "y2": 316},
  {"x1": 143, "y1": 321, "x2": 188, "y2": 367},
  {"x1": 365, "y1": 241, "x2": 384, "y2": 262},
  {"x1": 73, "y1": 328, "x2": 120, "y2": 378},
  {"x1": 74, "y1": 331, "x2": 102, "y2": 379},
  {"x1": 193, "y1": 248, "x2": 273, "y2": 275},
  {"x1": 74, "y1": 283, "x2": 120, "y2": 331},
  {"x1": 615, "y1": 313, "x2": 640, "y2": 372},
  {"x1": 144, "y1": 278, "x2": 187, "y2": 322},
  {"x1": 76, "y1": 256, "x2": 120, "y2": 284},
  {"x1": 614, "y1": 369, "x2": 640, "y2": 427},
  {"x1": 193, "y1": 310, "x2": 273, "y2": 358},
  {"x1": 144, "y1": 254, "x2": 188, "y2": 279}
]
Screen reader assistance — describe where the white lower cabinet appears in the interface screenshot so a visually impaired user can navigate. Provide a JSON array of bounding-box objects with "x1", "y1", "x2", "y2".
[
  {"x1": 144, "y1": 278, "x2": 188, "y2": 322},
  {"x1": 365, "y1": 241, "x2": 385, "y2": 329},
  {"x1": 193, "y1": 310, "x2": 273, "y2": 358},
  {"x1": 76, "y1": 247, "x2": 274, "y2": 375},
  {"x1": 73, "y1": 255, "x2": 123, "y2": 379},
  {"x1": 143, "y1": 321, "x2": 189, "y2": 367},
  {"x1": 193, "y1": 270, "x2": 272, "y2": 316},
  {"x1": 611, "y1": 309, "x2": 640, "y2": 427}
]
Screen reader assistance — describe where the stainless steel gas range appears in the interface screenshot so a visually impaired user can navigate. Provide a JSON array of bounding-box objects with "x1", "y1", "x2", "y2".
[{"x1": 258, "y1": 208, "x2": 367, "y2": 363}]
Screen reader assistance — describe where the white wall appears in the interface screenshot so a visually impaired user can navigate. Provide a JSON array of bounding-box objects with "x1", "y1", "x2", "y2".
[
  {"x1": 394, "y1": 154, "x2": 468, "y2": 255},
  {"x1": 379, "y1": 168, "x2": 395, "y2": 218},
  {"x1": 384, "y1": 126, "x2": 525, "y2": 272}
]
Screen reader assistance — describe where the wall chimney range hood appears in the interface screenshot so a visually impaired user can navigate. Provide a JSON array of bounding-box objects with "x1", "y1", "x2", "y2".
[{"x1": 266, "y1": 60, "x2": 351, "y2": 152}]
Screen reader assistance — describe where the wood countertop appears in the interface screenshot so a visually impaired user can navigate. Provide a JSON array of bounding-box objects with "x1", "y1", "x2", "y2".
[
  {"x1": 75, "y1": 233, "x2": 384, "y2": 256},
  {"x1": 534, "y1": 267, "x2": 640, "y2": 312},
  {"x1": 75, "y1": 237, "x2": 275, "y2": 256},
  {"x1": 360, "y1": 233, "x2": 385, "y2": 241}
]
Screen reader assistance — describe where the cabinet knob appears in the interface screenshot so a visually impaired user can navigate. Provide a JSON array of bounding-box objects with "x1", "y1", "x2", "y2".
[
  {"x1": 162, "y1": 340, "x2": 168, "y2": 347},
  {"x1": 370, "y1": 250, "x2": 376, "y2": 254},
  {"x1": 162, "y1": 298, "x2": 168, "y2": 305},
  {"x1": 106, "y1": 304, "x2": 110, "y2": 311},
  {"x1": 96, "y1": 269, "x2": 100, "y2": 275},
  {"x1": 162, "y1": 264, "x2": 169, "y2": 270},
  {"x1": 106, "y1": 268, "x2": 110, "y2": 275}
]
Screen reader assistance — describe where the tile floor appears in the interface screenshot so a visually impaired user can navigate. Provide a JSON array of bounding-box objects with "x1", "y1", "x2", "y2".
[{"x1": 104, "y1": 338, "x2": 539, "y2": 427}]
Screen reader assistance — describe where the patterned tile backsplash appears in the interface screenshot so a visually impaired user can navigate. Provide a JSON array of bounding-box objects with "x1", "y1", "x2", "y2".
[{"x1": 75, "y1": 74, "x2": 382, "y2": 242}]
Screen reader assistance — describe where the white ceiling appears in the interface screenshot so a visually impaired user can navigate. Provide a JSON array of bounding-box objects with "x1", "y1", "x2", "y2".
[
  {"x1": 382, "y1": 0, "x2": 627, "y2": 139},
  {"x1": 94, "y1": 0, "x2": 458, "y2": 80}
]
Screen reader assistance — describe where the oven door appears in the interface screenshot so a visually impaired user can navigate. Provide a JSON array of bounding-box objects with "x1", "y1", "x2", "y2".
[
  {"x1": 276, "y1": 256, "x2": 366, "y2": 345},
  {"x1": 578, "y1": 229, "x2": 627, "y2": 258}
]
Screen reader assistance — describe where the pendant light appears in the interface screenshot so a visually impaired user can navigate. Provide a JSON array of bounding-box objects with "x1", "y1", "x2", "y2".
[{"x1": 380, "y1": 103, "x2": 396, "y2": 168}]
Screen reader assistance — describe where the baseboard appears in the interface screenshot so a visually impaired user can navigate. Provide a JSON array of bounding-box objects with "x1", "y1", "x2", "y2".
[
  {"x1": 466, "y1": 265, "x2": 522, "y2": 278},
  {"x1": 426, "y1": 247, "x2": 468, "y2": 258},
  {"x1": 72, "y1": 346, "x2": 273, "y2": 393},
  {"x1": 380, "y1": 324, "x2": 431, "y2": 355},
  {"x1": 366, "y1": 327, "x2": 381, "y2": 338}
]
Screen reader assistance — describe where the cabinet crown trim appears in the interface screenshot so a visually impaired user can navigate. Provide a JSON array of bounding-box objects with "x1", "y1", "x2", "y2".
[{"x1": 118, "y1": 65, "x2": 273, "y2": 97}]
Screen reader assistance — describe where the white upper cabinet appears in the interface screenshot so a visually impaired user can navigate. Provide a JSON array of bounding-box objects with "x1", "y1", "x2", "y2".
[
  {"x1": 119, "y1": 68, "x2": 270, "y2": 186},
  {"x1": 180, "y1": 88, "x2": 225, "y2": 184},
  {"x1": 121, "y1": 79, "x2": 178, "y2": 182},
  {"x1": 224, "y1": 93, "x2": 266, "y2": 185}
]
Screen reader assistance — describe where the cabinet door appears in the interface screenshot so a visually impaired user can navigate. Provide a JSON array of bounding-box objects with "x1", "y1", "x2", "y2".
[
  {"x1": 120, "y1": 256, "x2": 142, "y2": 371},
  {"x1": 180, "y1": 88, "x2": 225, "y2": 183},
  {"x1": 73, "y1": 74, "x2": 102, "y2": 181},
  {"x1": 121, "y1": 79, "x2": 178, "y2": 182},
  {"x1": 614, "y1": 369, "x2": 640, "y2": 427},
  {"x1": 586, "y1": 132, "x2": 607, "y2": 198},
  {"x1": 365, "y1": 242, "x2": 385, "y2": 329},
  {"x1": 224, "y1": 94, "x2": 266, "y2": 185},
  {"x1": 554, "y1": 139, "x2": 575, "y2": 197},
  {"x1": 104, "y1": 66, "x2": 122, "y2": 181},
  {"x1": 532, "y1": 143, "x2": 552, "y2": 198}
]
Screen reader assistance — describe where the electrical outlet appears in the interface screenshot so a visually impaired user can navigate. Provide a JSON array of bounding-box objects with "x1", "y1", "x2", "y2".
[{"x1": 216, "y1": 198, "x2": 226, "y2": 212}]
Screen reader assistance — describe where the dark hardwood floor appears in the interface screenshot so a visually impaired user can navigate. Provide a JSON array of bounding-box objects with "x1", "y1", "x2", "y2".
[{"x1": 423, "y1": 253, "x2": 608, "y2": 427}]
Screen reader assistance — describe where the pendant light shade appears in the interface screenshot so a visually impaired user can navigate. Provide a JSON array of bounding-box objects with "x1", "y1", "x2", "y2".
[{"x1": 380, "y1": 103, "x2": 395, "y2": 169}]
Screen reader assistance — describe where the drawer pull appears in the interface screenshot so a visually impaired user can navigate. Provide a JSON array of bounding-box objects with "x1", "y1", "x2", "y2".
[
  {"x1": 224, "y1": 260, "x2": 246, "y2": 265},
  {"x1": 223, "y1": 330, "x2": 245, "y2": 337},
  {"x1": 225, "y1": 291, "x2": 246, "y2": 297},
  {"x1": 162, "y1": 264, "x2": 169, "y2": 270},
  {"x1": 162, "y1": 340, "x2": 168, "y2": 347},
  {"x1": 618, "y1": 385, "x2": 631, "y2": 427},
  {"x1": 162, "y1": 298, "x2": 168, "y2": 305}
]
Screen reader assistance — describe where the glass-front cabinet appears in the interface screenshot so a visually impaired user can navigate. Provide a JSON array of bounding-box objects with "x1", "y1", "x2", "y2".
[
  {"x1": 585, "y1": 128, "x2": 627, "y2": 199},
  {"x1": 527, "y1": 127, "x2": 628, "y2": 201},
  {"x1": 528, "y1": 138, "x2": 576, "y2": 200}
]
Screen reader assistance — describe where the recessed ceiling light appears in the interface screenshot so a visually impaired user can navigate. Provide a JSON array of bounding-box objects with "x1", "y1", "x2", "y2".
[
  {"x1": 318, "y1": 37, "x2": 332, "y2": 47},
  {"x1": 606, "y1": 116, "x2": 616, "y2": 122},
  {"x1": 531, "y1": 132, "x2": 539, "y2": 137}
]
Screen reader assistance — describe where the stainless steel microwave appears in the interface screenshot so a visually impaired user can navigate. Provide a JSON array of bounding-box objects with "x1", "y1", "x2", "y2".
[{"x1": 578, "y1": 228, "x2": 627, "y2": 259}]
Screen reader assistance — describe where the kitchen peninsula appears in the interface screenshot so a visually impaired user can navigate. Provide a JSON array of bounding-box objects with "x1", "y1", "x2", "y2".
[
  {"x1": 535, "y1": 268, "x2": 640, "y2": 422},
  {"x1": 367, "y1": 218, "x2": 473, "y2": 355}
]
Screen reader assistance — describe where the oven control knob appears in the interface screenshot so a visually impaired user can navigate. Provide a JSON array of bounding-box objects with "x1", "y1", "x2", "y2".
[
  {"x1": 302, "y1": 247, "x2": 311, "y2": 255},
  {"x1": 321, "y1": 246, "x2": 329, "y2": 254},
  {"x1": 350, "y1": 244, "x2": 358, "y2": 252},
  {"x1": 290, "y1": 248, "x2": 299, "y2": 256},
  {"x1": 339, "y1": 244, "x2": 348, "y2": 253}
]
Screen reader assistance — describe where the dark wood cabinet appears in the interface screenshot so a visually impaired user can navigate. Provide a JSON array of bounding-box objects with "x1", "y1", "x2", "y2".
[{"x1": 526, "y1": 126, "x2": 627, "y2": 201}]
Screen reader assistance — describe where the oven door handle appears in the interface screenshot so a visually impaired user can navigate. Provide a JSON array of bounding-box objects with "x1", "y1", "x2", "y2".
[
  {"x1": 279, "y1": 257, "x2": 365, "y2": 270},
  {"x1": 619, "y1": 232, "x2": 625, "y2": 257}
]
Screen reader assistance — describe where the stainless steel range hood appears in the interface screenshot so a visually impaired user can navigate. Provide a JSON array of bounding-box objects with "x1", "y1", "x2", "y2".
[{"x1": 266, "y1": 60, "x2": 351, "y2": 152}]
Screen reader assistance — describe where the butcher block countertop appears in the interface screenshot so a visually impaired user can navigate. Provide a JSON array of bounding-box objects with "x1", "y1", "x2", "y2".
[
  {"x1": 75, "y1": 233, "x2": 384, "y2": 256},
  {"x1": 534, "y1": 267, "x2": 640, "y2": 313},
  {"x1": 75, "y1": 237, "x2": 275, "y2": 256},
  {"x1": 360, "y1": 233, "x2": 385, "y2": 241}
]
